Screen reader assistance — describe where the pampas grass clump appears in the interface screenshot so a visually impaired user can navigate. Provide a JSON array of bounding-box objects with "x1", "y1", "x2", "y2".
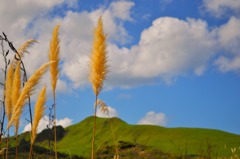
[{"x1": 7, "y1": 62, "x2": 51, "y2": 130}]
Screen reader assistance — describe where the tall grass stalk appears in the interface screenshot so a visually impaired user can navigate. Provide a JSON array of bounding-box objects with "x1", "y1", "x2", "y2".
[
  {"x1": 89, "y1": 17, "x2": 108, "y2": 159},
  {"x1": 48, "y1": 25, "x2": 60, "y2": 159},
  {"x1": 29, "y1": 86, "x2": 46, "y2": 159}
]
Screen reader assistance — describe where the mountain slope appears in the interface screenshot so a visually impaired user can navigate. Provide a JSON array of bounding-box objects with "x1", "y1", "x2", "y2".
[{"x1": 34, "y1": 116, "x2": 240, "y2": 158}]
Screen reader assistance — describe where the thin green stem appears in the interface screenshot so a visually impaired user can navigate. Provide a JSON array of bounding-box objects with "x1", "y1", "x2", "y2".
[
  {"x1": 54, "y1": 92, "x2": 57, "y2": 159},
  {"x1": 91, "y1": 95, "x2": 98, "y2": 159}
]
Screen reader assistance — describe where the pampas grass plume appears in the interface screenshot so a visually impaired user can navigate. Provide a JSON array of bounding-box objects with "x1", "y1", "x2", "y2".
[
  {"x1": 31, "y1": 86, "x2": 46, "y2": 144},
  {"x1": 17, "y1": 39, "x2": 37, "y2": 57},
  {"x1": 49, "y1": 25, "x2": 60, "y2": 93},
  {"x1": 5, "y1": 63, "x2": 14, "y2": 121},
  {"x1": 12, "y1": 62, "x2": 21, "y2": 109},
  {"x1": 12, "y1": 62, "x2": 22, "y2": 135},
  {"x1": 89, "y1": 17, "x2": 108, "y2": 96}
]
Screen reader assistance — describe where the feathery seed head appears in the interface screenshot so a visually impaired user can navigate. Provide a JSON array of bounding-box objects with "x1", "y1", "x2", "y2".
[
  {"x1": 31, "y1": 86, "x2": 46, "y2": 144},
  {"x1": 96, "y1": 99, "x2": 109, "y2": 115},
  {"x1": 5, "y1": 63, "x2": 14, "y2": 121},
  {"x1": 49, "y1": 25, "x2": 60, "y2": 93},
  {"x1": 12, "y1": 62, "x2": 22, "y2": 136},
  {"x1": 89, "y1": 17, "x2": 108, "y2": 96},
  {"x1": 17, "y1": 39, "x2": 37, "y2": 57},
  {"x1": 12, "y1": 62, "x2": 21, "y2": 109}
]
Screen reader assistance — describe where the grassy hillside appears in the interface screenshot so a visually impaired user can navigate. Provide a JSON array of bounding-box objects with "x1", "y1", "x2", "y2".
[
  {"x1": 45, "y1": 116, "x2": 240, "y2": 158},
  {"x1": 5, "y1": 116, "x2": 240, "y2": 158}
]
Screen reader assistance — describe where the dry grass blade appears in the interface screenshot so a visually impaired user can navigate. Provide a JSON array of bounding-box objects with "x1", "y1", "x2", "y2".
[
  {"x1": 5, "y1": 63, "x2": 14, "y2": 121},
  {"x1": 49, "y1": 25, "x2": 60, "y2": 93},
  {"x1": 6, "y1": 62, "x2": 52, "y2": 130},
  {"x1": 89, "y1": 17, "x2": 108, "y2": 97},
  {"x1": 31, "y1": 86, "x2": 46, "y2": 144}
]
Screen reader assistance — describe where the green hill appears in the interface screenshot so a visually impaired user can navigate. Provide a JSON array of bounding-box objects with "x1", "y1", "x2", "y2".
[
  {"x1": 40, "y1": 116, "x2": 240, "y2": 158},
  {"x1": 6, "y1": 116, "x2": 240, "y2": 158}
]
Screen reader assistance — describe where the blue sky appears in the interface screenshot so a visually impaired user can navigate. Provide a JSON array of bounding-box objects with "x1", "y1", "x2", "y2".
[{"x1": 0, "y1": 0, "x2": 240, "y2": 135}]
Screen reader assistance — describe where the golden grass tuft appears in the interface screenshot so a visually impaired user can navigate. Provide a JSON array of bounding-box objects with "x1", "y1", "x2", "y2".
[
  {"x1": 7, "y1": 62, "x2": 51, "y2": 130},
  {"x1": 89, "y1": 17, "x2": 108, "y2": 97},
  {"x1": 5, "y1": 63, "x2": 14, "y2": 121},
  {"x1": 49, "y1": 25, "x2": 60, "y2": 93},
  {"x1": 31, "y1": 86, "x2": 46, "y2": 144}
]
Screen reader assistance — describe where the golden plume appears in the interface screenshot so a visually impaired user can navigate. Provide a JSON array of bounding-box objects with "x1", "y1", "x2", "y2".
[
  {"x1": 12, "y1": 62, "x2": 21, "y2": 109},
  {"x1": 49, "y1": 25, "x2": 60, "y2": 93},
  {"x1": 89, "y1": 17, "x2": 108, "y2": 96},
  {"x1": 31, "y1": 86, "x2": 46, "y2": 144},
  {"x1": 7, "y1": 62, "x2": 52, "y2": 130},
  {"x1": 11, "y1": 62, "x2": 22, "y2": 136},
  {"x1": 5, "y1": 63, "x2": 14, "y2": 121}
]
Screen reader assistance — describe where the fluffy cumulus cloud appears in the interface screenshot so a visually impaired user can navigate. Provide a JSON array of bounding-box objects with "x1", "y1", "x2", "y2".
[
  {"x1": 107, "y1": 17, "x2": 218, "y2": 87},
  {"x1": 96, "y1": 106, "x2": 118, "y2": 118},
  {"x1": 203, "y1": 0, "x2": 240, "y2": 17},
  {"x1": 23, "y1": 116, "x2": 73, "y2": 133},
  {"x1": 138, "y1": 111, "x2": 167, "y2": 126},
  {"x1": 214, "y1": 17, "x2": 240, "y2": 72}
]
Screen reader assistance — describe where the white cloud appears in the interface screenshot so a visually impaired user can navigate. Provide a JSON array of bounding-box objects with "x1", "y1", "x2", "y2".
[
  {"x1": 23, "y1": 116, "x2": 73, "y2": 133},
  {"x1": 106, "y1": 17, "x2": 218, "y2": 87},
  {"x1": 214, "y1": 17, "x2": 240, "y2": 72},
  {"x1": 138, "y1": 111, "x2": 167, "y2": 126},
  {"x1": 96, "y1": 106, "x2": 118, "y2": 118},
  {"x1": 215, "y1": 56, "x2": 240, "y2": 72},
  {"x1": 0, "y1": 0, "x2": 64, "y2": 45},
  {"x1": 218, "y1": 17, "x2": 240, "y2": 54},
  {"x1": 109, "y1": 1, "x2": 134, "y2": 21},
  {"x1": 57, "y1": 117, "x2": 73, "y2": 127},
  {"x1": 202, "y1": 0, "x2": 240, "y2": 17}
]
